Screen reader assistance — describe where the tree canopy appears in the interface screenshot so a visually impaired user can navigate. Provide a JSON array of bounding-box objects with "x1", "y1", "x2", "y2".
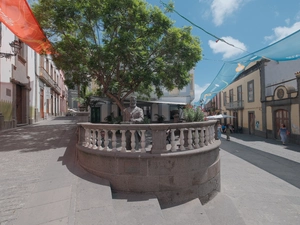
[{"x1": 32, "y1": 0, "x2": 202, "y2": 110}]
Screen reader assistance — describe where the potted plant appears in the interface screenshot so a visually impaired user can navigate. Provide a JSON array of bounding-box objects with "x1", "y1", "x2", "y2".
[
  {"x1": 155, "y1": 114, "x2": 165, "y2": 123},
  {"x1": 183, "y1": 104, "x2": 205, "y2": 122}
]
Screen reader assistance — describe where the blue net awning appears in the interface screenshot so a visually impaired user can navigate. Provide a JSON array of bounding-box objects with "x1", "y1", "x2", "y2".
[{"x1": 197, "y1": 29, "x2": 300, "y2": 105}]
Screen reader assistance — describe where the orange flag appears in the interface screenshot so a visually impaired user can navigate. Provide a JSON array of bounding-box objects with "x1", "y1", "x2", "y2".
[{"x1": 0, "y1": 0, "x2": 52, "y2": 54}]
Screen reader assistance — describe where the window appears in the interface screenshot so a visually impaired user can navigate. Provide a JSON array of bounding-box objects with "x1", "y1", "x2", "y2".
[
  {"x1": 46, "y1": 59, "x2": 49, "y2": 73},
  {"x1": 229, "y1": 89, "x2": 233, "y2": 102},
  {"x1": 51, "y1": 64, "x2": 53, "y2": 78},
  {"x1": 18, "y1": 40, "x2": 26, "y2": 59},
  {"x1": 223, "y1": 92, "x2": 227, "y2": 106},
  {"x1": 247, "y1": 80, "x2": 254, "y2": 102},
  {"x1": 237, "y1": 85, "x2": 242, "y2": 101}
]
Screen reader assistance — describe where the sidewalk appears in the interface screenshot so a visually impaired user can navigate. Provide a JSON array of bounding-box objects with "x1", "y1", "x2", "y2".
[
  {"x1": 0, "y1": 118, "x2": 299, "y2": 224},
  {"x1": 205, "y1": 133, "x2": 300, "y2": 225}
]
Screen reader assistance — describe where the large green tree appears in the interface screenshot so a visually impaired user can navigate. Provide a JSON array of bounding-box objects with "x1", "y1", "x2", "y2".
[{"x1": 32, "y1": 0, "x2": 202, "y2": 110}]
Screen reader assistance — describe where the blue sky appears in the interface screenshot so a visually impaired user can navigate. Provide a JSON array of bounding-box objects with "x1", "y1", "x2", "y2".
[
  {"x1": 146, "y1": 0, "x2": 300, "y2": 104},
  {"x1": 28, "y1": 0, "x2": 300, "y2": 104}
]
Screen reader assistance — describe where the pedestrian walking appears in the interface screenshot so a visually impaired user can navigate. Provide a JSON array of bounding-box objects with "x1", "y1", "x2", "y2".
[
  {"x1": 217, "y1": 121, "x2": 222, "y2": 139},
  {"x1": 278, "y1": 124, "x2": 289, "y2": 145},
  {"x1": 225, "y1": 124, "x2": 230, "y2": 141}
]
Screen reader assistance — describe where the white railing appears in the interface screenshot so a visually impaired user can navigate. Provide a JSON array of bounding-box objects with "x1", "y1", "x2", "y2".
[{"x1": 77, "y1": 120, "x2": 218, "y2": 154}]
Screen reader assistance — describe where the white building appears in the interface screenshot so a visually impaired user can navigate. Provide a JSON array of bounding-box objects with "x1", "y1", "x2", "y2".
[{"x1": 0, "y1": 23, "x2": 68, "y2": 131}]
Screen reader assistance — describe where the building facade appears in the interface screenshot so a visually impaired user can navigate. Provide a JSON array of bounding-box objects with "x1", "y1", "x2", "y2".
[
  {"x1": 0, "y1": 23, "x2": 68, "y2": 131},
  {"x1": 211, "y1": 59, "x2": 300, "y2": 144}
]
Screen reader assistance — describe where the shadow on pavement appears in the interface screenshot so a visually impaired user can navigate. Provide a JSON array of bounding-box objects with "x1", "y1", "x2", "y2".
[
  {"x1": 0, "y1": 123, "x2": 77, "y2": 152},
  {"x1": 60, "y1": 124, "x2": 111, "y2": 188},
  {"x1": 229, "y1": 133, "x2": 300, "y2": 153},
  {"x1": 220, "y1": 136, "x2": 300, "y2": 189}
]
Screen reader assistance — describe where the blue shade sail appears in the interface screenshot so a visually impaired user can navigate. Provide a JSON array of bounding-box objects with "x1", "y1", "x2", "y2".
[{"x1": 197, "y1": 29, "x2": 300, "y2": 106}]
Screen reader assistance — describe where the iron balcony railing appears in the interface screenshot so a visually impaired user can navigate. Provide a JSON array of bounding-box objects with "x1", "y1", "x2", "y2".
[{"x1": 225, "y1": 100, "x2": 244, "y2": 110}]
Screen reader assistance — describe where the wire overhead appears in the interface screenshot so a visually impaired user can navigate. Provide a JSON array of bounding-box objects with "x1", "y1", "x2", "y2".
[{"x1": 160, "y1": 1, "x2": 247, "y2": 53}]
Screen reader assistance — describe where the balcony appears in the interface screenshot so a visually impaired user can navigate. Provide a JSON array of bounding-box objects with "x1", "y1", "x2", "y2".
[
  {"x1": 39, "y1": 67, "x2": 61, "y2": 94},
  {"x1": 225, "y1": 100, "x2": 244, "y2": 110}
]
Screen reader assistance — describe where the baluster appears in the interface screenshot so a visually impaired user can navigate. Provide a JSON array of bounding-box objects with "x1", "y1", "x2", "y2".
[
  {"x1": 211, "y1": 125, "x2": 215, "y2": 142},
  {"x1": 204, "y1": 127, "x2": 209, "y2": 146},
  {"x1": 206, "y1": 126, "x2": 211, "y2": 144},
  {"x1": 188, "y1": 128, "x2": 193, "y2": 150},
  {"x1": 130, "y1": 130, "x2": 136, "y2": 152},
  {"x1": 89, "y1": 129, "x2": 94, "y2": 148},
  {"x1": 92, "y1": 129, "x2": 97, "y2": 149},
  {"x1": 111, "y1": 130, "x2": 117, "y2": 151},
  {"x1": 121, "y1": 130, "x2": 126, "y2": 152},
  {"x1": 180, "y1": 129, "x2": 185, "y2": 151},
  {"x1": 194, "y1": 128, "x2": 200, "y2": 148},
  {"x1": 170, "y1": 129, "x2": 176, "y2": 152},
  {"x1": 103, "y1": 129, "x2": 109, "y2": 151},
  {"x1": 88, "y1": 128, "x2": 93, "y2": 147},
  {"x1": 200, "y1": 129, "x2": 204, "y2": 147},
  {"x1": 85, "y1": 128, "x2": 90, "y2": 147},
  {"x1": 140, "y1": 130, "x2": 146, "y2": 153},
  {"x1": 97, "y1": 129, "x2": 103, "y2": 150}
]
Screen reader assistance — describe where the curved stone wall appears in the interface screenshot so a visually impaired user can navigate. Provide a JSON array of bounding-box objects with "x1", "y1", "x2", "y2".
[{"x1": 76, "y1": 141, "x2": 220, "y2": 207}]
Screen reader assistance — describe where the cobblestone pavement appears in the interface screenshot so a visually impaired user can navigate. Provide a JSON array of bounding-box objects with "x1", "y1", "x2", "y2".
[{"x1": 0, "y1": 117, "x2": 77, "y2": 225}]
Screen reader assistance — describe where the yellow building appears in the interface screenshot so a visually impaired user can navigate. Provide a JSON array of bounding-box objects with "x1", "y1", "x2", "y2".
[{"x1": 215, "y1": 59, "x2": 300, "y2": 144}]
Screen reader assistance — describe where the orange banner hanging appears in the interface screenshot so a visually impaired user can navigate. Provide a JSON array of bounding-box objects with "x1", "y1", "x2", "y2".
[{"x1": 0, "y1": 0, "x2": 52, "y2": 54}]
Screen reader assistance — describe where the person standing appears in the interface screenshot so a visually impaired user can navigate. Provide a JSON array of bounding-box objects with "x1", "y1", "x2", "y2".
[{"x1": 278, "y1": 124, "x2": 289, "y2": 145}]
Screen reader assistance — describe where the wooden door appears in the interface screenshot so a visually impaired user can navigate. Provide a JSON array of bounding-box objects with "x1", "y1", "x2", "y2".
[
  {"x1": 275, "y1": 109, "x2": 289, "y2": 138},
  {"x1": 40, "y1": 89, "x2": 44, "y2": 119}
]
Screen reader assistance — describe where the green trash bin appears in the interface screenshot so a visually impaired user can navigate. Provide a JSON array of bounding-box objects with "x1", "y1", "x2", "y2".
[{"x1": 91, "y1": 107, "x2": 101, "y2": 123}]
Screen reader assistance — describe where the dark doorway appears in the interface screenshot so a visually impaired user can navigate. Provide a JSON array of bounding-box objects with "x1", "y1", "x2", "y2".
[
  {"x1": 248, "y1": 112, "x2": 255, "y2": 134},
  {"x1": 233, "y1": 111, "x2": 238, "y2": 132},
  {"x1": 16, "y1": 84, "x2": 23, "y2": 124}
]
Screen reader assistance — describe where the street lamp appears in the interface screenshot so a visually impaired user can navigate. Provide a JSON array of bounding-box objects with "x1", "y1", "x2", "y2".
[
  {"x1": 199, "y1": 99, "x2": 204, "y2": 108},
  {"x1": 0, "y1": 40, "x2": 22, "y2": 59}
]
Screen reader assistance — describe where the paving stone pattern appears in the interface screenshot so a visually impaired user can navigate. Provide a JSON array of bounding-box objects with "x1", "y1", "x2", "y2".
[{"x1": 0, "y1": 118, "x2": 77, "y2": 225}]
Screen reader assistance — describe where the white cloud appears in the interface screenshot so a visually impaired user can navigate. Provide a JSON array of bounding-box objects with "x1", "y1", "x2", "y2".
[
  {"x1": 285, "y1": 18, "x2": 290, "y2": 25},
  {"x1": 211, "y1": 0, "x2": 242, "y2": 26},
  {"x1": 296, "y1": 11, "x2": 300, "y2": 20},
  {"x1": 208, "y1": 36, "x2": 246, "y2": 59},
  {"x1": 192, "y1": 83, "x2": 210, "y2": 104},
  {"x1": 265, "y1": 22, "x2": 300, "y2": 44}
]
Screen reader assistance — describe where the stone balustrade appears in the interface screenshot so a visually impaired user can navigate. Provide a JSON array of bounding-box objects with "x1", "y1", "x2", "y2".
[
  {"x1": 77, "y1": 120, "x2": 218, "y2": 153},
  {"x1": 76, "y1": 120, "x2": 221, "y2": 207}
]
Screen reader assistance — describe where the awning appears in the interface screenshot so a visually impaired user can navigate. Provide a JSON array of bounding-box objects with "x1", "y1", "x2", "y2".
[
  {"x1": 137, "y1": 100, "x2": 187, "y2": 105},
  {"x1": 0, "y1": 0, "x2": 52, "y2": 54}
]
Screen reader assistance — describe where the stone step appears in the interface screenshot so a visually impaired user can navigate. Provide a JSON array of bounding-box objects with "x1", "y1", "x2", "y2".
[
  {"x1": 112, "y1": 192, "x2": 166, "y2": 225},
  {"x1": 73, "y1": 171, "x2": 118, "y2": 225},
  {"x1": 162, "y1": 198, "x2": 212, "y2": 225},
  {"x1": 203, "y1": 193, "x2": 246, "y2": 225}
]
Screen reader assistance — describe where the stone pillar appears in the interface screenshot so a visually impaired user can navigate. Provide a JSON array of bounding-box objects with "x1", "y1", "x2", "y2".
[
  {"x1": 295, "y1": 71, "x2": 300, "y2": 138},
  {"x1": 260, "y1": 60, "x2": 267, "y2": 138}
]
